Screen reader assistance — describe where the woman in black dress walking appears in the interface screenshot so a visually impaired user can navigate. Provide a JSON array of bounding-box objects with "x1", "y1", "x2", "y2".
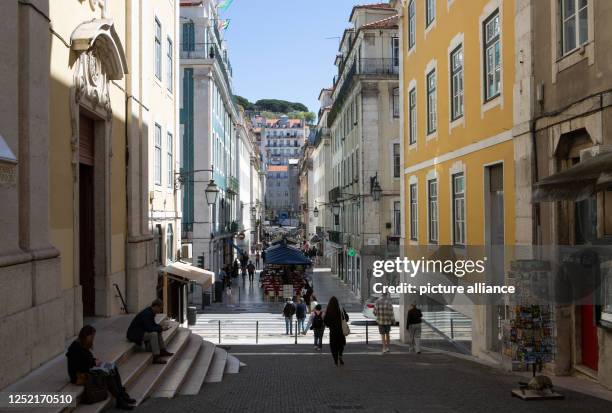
[{"x1": 323, "y1": 296, "x2": 349, "y2": 366}]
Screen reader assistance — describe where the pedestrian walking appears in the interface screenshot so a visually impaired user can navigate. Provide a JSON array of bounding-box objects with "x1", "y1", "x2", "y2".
[
  {"x1": 406, "y1": 303, "x2": 423, "y2": 354},
  {"x1": 309, "y1": 304, "x2": 325, "y2": 351},
  {"x1": 296, "y1": 298, "x2": 308, "y2": 334},
  {"x1": 247, "y1": 260, "x2": 256, "y2": 283},
  {"x1": 261, "y1": 250, "x2": 266, "y2": 264},
  {"x1": 255, "y1": 252, "x2": 261, "y2": 268},
  {"x1": 282, "y1": 299, "x2": 296, "y2": 335},
  {"x1": 374, "y1": 292, "x2": 395, "y2": 354},
  {"x1": 323, "y1": 296, "x2": 349, "y2": 366}
]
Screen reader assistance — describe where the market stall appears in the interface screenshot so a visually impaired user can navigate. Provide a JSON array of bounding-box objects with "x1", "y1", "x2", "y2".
[{"x1": 260, "y1": 240, "x2": 312, "y2": 301}]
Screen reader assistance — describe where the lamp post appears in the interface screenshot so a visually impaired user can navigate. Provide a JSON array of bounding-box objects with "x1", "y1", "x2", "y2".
[
  {"x1": 370, "y1": 173, "x2": 382, "y2": 201},
  {"x1": 313, "y1": 206, "x2": 319, "y2": 218}
]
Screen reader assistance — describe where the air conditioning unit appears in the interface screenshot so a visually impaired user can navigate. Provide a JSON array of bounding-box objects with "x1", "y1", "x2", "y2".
[{"x1": 181, "y1": 244, "x2": 192, "y2": 259}]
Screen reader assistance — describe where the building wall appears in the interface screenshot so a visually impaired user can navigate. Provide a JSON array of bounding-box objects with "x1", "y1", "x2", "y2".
[{"x1": 399, "y1": 0, "x2": 516, "y2": 360}]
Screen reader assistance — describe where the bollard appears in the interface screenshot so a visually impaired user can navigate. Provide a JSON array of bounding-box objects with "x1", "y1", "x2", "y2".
[
  {"x1": 450, "y1": 318, "x2": 454, "y2": 340},
  {"x1": 366, "y1": 322, "x2": 369, "y2": 344},
  {"x1": 218, "y1": 320, "x2": 221, "y2": 343},
  {"x1": 294, "y1": 319, "x2": 298, "y2": 344},
  {"x1": 256, "y1": 321, "x2": 259, "y2": 344}
]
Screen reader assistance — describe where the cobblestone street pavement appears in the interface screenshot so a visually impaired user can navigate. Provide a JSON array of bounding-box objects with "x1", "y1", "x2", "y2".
[{"x1": 127, "y1": 343, "x2": 612, "y2": 413}]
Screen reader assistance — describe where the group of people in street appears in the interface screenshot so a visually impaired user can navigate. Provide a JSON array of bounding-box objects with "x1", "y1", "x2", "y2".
[
  {"x1": 373, "y1": 293, "x2": 423, "y2": 354},
  {"x1": 66, "y1": 299, "x2": 173, "y2": 410}
]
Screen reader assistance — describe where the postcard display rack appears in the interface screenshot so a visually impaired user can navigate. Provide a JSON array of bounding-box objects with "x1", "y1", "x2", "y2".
[{"x1": 503, "y1": 260, "x2": 556, "y2": 372}]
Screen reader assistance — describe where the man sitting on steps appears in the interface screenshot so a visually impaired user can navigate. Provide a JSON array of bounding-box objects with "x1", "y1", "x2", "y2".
[{"x1": 126, "y1": 299, "x2": 174, "y2": 364}]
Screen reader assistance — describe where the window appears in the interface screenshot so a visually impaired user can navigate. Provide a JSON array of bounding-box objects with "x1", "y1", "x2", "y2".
[
  {"x1": 167, "y1": 37, "x2": 173, "y2": 91},
  {"x1": 428, "y1": 179, "x2": 438, "y2": 243},
  {"x1": 393, "y1": 143, "x2": 400, "y2": 178},
  {"x1": 409, "y1": 88, "x2": 417, "y2": 145},
  {"x1": 154, "y1": 123, "x2": 162, "y2": 185},
  {"x1": 155, "y1": 17, "x2": 162, "y2": 80},
  {"x1": 166, "y1": 224, "x2": 174, "y2": 262},
  {"x1": 392, "y1": 37, "x2": 400, "y2": 67},
  {"x1": 426, "y1": 70, "x2": 437, "y2": 134},
  {"x1": 182, "y1": 22, "x2": 195, "y2": 51},
  {"x1": 452, "y1": 173, "x2": 465, "y2": 245},
  {"x1": 408, "y1": 0, "x2": 416, "y2": 49},
  {"x1": 393, "y1": 201, "x2": 401, "y2": 236},
  {"x1": 426, "y1": 0, "x2": 436, "y2": 27},
  {"x1": 167, "y1": 133, "x2": 173, "y2": 188},
  {"x1": 410, "y1": 183, "x2": 418, "y2": 240},
  {"x1": 561, "y1": 0, "x2": 588, "y2": 56},
  {"x1": 154, "y1": 224, "x2": 162, "y2": 263},
  {"x1": 393, "y1": 87, "x2": 400, "y2": 118},
  {"x1": 450, "y1": 45, "x2": 464, "y2": 120},
  {"x1": 483, "y1": 11, "x2": 501, "y2": 101}
]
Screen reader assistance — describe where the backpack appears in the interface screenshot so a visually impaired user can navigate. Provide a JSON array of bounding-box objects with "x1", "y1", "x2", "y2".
[
  {"x1": 311, "y1": 312, "x2": 323, "y2": 329},
  {"x1": 283, "y1": 303, "x2": 295, "y2": 317}
]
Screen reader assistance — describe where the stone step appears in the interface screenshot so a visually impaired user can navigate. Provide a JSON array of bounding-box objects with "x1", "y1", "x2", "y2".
[
  {"x1": 0, "y1": 315, "x2": 176, "y2": 413},
  {"x1": 224, "y1": 354, "x2": 240, "y2": 374},
  {"x1": 123, "y1": 328, "x2": 192, "y2": 405},
  {"x1": 150, "y1": 334, "x2": 203, "y2": 398},
  {"x1": 70, "y1": 322, "x2": 181, "y2": 413},
  {"x1": 178, "y1": 341, "x2": 216, "y2": 396},
  {"x1": 204, "y1": 347, "x2": 228, "y2": 383}
]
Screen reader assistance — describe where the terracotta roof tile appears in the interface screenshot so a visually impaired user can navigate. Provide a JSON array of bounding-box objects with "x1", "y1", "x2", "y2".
[{"x1": 361, "y1": 14, "x2": 399, "y2": 29}]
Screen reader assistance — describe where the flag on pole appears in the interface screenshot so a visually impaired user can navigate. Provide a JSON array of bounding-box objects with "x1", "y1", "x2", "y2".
[
  {"x1": 217, "y1": 0, "x2": 234, "y2": 12},
  {"x1": 218, "y1": 19, "x2": 231, "y2": 31}
]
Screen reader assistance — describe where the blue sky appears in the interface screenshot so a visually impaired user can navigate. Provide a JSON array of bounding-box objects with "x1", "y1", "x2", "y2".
[{"x1": 222, "y1": 0, "x2": 364, "y2": 113}]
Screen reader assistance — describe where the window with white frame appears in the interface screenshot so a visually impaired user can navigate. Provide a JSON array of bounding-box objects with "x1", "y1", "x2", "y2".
[
  {"x1": 393, "y1": 87, "x2": 400, "y2": 118},
  {"x1": 428, "y1": 179, "x2": 438, "y2": 243},
  {"x1": 451, "y1": 45, "x2": 464, "y2": 120},
  {"x1": 155, "y1": 17, "x2": 162, "y2": 80},
  {"x1": 410, "y1": 183, "x2": 418, "y2": 240},
  {"x1": 394, "y1": 201, "x2": 401, "y2": 236},
  {"x1": 483, "y1": 10, "x2": 501, "y2": 101},
  {"x1": 166, "y1": 224, "x2": 174, "y2": 262},
  {"x1": 409, "y1": 88, "x2": 417, "y2": 144},
  {"x1": 560, "y1": 0, "x2": 588, "y2": 56},
  {"x1": 408, "y1": 0, "x2": 416, "y2": 49},
  {"x1": 426, "y1": 69, "x2": 437, "y2": 134},
  {"x1": 392, "y1": 37, "x2": 400, "y2": 67},
  {"x1": 155, "y1": 123, "x2": 162, "y2": 185},
  {"x1": 167, "y1": 37, "x2": 173, "y2": 91},
  {"x1": 167, "y1": 132, "x2": 173, "y2": 188},
  {"x1": 393, "y1": 143, "x2": 400, "y2": 178},
  {"x1": 426, "y1": 0, "x2": 436, "y2": 27},
  {"x1": 452, "y1": 173, "x2": 466, "y2": 245}
]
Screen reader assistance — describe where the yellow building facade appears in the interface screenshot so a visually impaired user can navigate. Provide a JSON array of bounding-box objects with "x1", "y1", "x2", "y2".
[{"x1": 395, "y1": 0, "x2": 516, "y2": 359}]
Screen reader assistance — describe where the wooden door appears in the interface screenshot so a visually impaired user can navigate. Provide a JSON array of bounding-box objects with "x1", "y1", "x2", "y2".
[
  {"x1": 581, "y1": 304, "x2": 599, "y2": 370},
  {"x1": 79, "y1": 114, "x2": 95, "y2": 316}
]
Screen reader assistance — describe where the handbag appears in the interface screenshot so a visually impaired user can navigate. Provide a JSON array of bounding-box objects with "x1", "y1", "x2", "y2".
[
  {"x1": 340, "y1": 307, "x2": 350, "y2": 336},
  {"x1": 82, "y1": 370, "x2": 108, "y2": 404}
]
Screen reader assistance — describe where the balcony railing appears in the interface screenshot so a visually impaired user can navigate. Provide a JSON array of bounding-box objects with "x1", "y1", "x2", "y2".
[
  {"x1": 328, "y1": 58, "x2": 398, "y2": 127},
  {"x1": 180, "y1": 42, "x2": 232, "y2": 89}
]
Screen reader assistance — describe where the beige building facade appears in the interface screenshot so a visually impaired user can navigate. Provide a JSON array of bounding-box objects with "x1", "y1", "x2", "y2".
[{"x1": 0, "y1": 0, "x2": 176, "y2": 389}]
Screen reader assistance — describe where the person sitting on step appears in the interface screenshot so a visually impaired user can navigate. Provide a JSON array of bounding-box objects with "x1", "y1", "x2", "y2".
[
  {"x1": 126, "y1": 299, "x2": 173, "y2": 364},
  {"x1": 66, "y1": 325, "x2": 136, "y2": 410}
]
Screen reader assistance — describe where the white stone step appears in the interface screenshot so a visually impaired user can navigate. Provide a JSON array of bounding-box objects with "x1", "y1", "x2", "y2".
[
  {"x1": 150, "y1": 334, "x2": 203, "y2": 398},
  {"x1": 71, "y1": 322, "x2": 181, "y2": 413},
  {"x1": 178, "y1": 341, "x2": 216, "y2": 396},
  {"x1": 204, "y1": 347, "x2": 228, "y2": 383},
  {"x1": 123, "y1": 328, "x2": 192, "y2": 405},
  {"x1": 224, "y1": 354, "x2": 240, "y2": 374}
]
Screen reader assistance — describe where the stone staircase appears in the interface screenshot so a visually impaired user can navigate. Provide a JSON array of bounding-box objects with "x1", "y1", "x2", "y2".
[{"x1": 0, "y1": 314, "x2": 242, "y2": 412}]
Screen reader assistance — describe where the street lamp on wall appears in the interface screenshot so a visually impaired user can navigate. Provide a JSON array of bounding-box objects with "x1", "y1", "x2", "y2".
[
  {"x1": 205, "y1": 179, "x2": 219, "y2": 206},
  {"x1": 250, "y1": 206, "x2": 257, "y2": 220},
  {"x1": 313, "y1": 206, "x2": 319, "y2": 217},
  {"x1": 332, "y1": 203, "x2": 341, "y2": 216}
]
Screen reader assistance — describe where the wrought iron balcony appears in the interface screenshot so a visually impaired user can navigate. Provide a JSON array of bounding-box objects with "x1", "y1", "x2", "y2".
[{"x1": 180, "y1": 42, "x2": 232, "y2": 89}]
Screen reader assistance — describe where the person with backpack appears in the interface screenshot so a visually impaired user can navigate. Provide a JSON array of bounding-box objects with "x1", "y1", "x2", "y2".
[
  {"x1": 282, "y1": 299, "x2": 296, "y2": 335},
  {"x1": 309, "y1": 304, "x2": 325, "y2": 351}
]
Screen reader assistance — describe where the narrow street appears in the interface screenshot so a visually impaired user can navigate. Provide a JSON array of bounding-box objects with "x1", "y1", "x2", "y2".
[{"x1": 122, "y1": 265, "x2": 612, "y2": 413}]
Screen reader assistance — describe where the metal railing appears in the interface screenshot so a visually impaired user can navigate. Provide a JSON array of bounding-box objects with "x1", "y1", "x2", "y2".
[{"x1": 180, "y1": 42, "x2": 232, "y2": 88}]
